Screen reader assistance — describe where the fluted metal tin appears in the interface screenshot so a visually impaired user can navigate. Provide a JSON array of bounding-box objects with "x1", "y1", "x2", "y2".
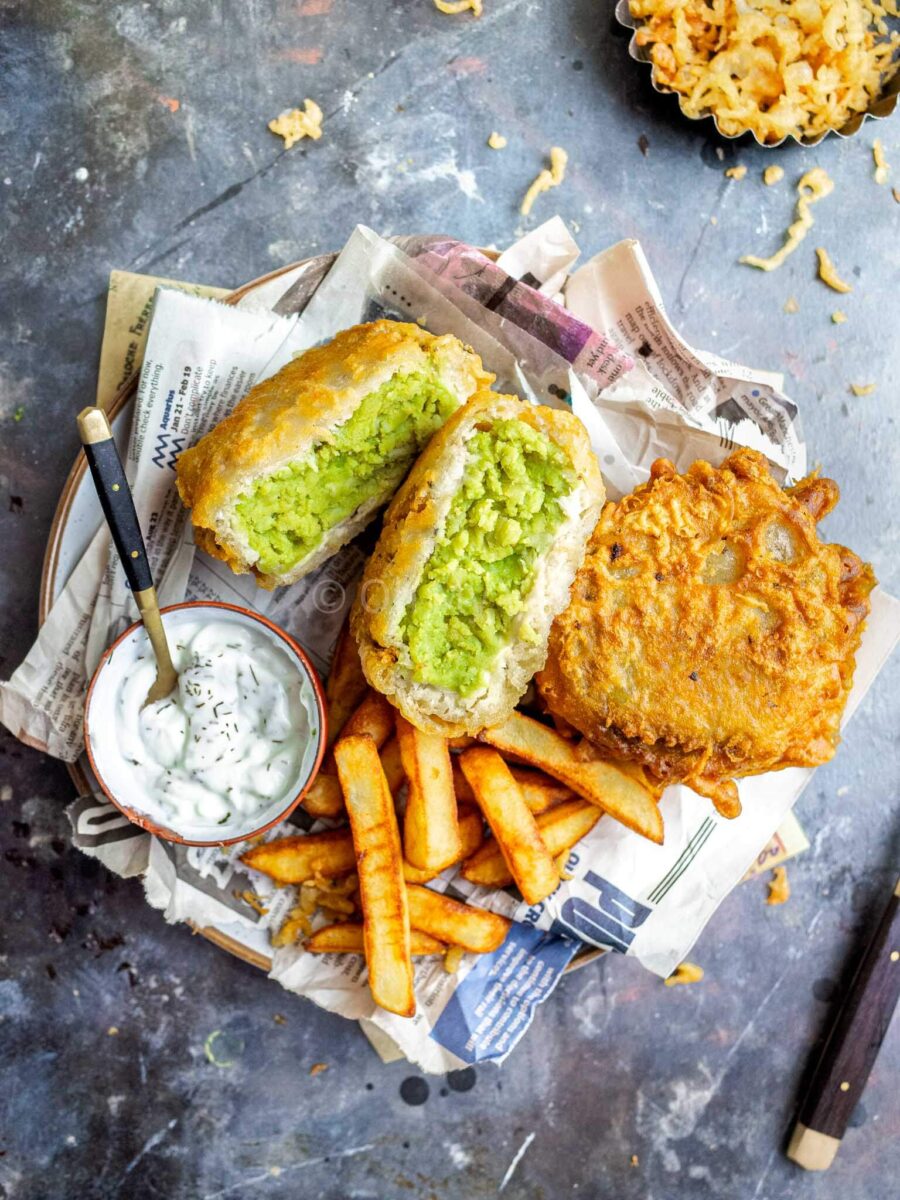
[{"x1": 616, "y1": 0, "x2": 899, "y2": 148}]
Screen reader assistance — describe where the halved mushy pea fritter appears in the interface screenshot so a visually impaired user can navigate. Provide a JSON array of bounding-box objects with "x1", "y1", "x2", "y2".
[
  {"x1": 176, "y1": 321, "x2": 493, "y2": 589},
  {"x1": 537, "y1": 448, "x2": 875, "y2": 817}
]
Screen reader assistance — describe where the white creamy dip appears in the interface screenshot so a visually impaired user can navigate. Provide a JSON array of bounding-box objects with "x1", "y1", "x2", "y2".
[{"x1": 108, "y1": 618, "x2": 317, "y2": 832}]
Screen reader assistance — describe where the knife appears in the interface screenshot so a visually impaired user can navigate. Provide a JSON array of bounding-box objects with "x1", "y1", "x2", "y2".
[{"x1": 787, "y1": 875, "x2": 900, "y2": 1170}]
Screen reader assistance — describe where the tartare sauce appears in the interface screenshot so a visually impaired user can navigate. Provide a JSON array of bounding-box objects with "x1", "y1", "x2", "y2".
[{"x1": 114, "y1": 620, "x2": 313, "y2": 830}]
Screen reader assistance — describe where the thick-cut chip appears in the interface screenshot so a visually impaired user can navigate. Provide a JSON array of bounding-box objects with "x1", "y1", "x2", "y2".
[
  {"x1": 510, "y1": 767, "x2": 574, "y2": 813},
  {"x1": 335, "y1": 735, "x2": 414, "y2": 1017},
  {"x1": 380, "y1": 735, "x2": 406, "y2": 795},
  {"x1": 403, "y1": 805, "x2": 484, "y2": 884},
  {"x1": 397, "y1": 715, "x2": 462, "y2": 873},
  {"x1": 406, "y1": 883, "x2": 510, "y2": 953},
  {"x1": 462, "y1": 799, "x2": 600, "y2": 888},
  {"x1": 453, "y1": 760, "x2": 572, "y2": 814},
  {"x1": 338, "y1": 690, "x2": 396, "y2": 746},
  {"x1": 302, "y1": 772, "x2": 345, "y2": 819},
  {"x1": 326, "y1": 619, "x2": 369, "y2": 746},
  {"x1": 308, "y1": 691, "x2": 398, "y2": 817},
  {"x1": 459, "y1": 747, "x2": 559, "y2": 904},
  {"x1": 241, "y1": 830, "x2": 355, "y2": 883},
  {"x1": 480, "y1": 712, "x2": 663, "y2": 843},
  {"x1": 307, "y1": 923, "x2": 445, "y2": 956}
]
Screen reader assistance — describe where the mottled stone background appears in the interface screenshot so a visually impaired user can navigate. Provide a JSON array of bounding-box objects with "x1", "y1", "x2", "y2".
[{"x1": 1, "y1": 2, "x2": 898, "y2": 1198}]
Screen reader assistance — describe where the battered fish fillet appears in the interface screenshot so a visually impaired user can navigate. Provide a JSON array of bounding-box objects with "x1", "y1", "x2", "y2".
[{"x1": 537, "y1": 449, "x2": 875, "y2": 817}]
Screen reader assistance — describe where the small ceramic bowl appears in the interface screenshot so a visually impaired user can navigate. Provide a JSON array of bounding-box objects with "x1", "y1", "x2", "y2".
[{"x1": 84, "y1": 601, "x2": 327, "y2": 846}]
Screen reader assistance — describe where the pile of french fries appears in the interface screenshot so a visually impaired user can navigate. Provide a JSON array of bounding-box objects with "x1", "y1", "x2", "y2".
[{"x1": 241, "y1": 624, "x2": 663, "y2": 1018}]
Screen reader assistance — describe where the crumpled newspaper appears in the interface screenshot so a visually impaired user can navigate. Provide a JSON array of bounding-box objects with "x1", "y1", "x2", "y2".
[{"x1": 2, "y1": 220, "x2": 898, "y2": 1074}]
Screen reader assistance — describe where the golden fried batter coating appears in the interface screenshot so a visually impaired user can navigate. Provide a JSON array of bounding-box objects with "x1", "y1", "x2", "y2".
[{"x1": 537, "y1": 449, "x2": 875, "y2": 816}]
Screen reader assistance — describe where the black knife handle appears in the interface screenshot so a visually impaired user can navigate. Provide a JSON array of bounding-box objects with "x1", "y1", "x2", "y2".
[
  {"x1": 788, "y1": 877, "x2": 900, "y2": 1169},
  {"x1": 77, "y1": 407, "x2": 153, "y2": 595}
]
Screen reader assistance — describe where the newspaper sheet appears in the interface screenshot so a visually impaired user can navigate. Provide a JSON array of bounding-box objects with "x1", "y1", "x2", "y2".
[{"x1": 3, "y1": 220, "x2": 898, "y2": 1073}]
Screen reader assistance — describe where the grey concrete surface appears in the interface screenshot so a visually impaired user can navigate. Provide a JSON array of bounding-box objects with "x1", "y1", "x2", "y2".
[{"x1": 1, "y1": 2, "x2": 898, "y2": 1198}]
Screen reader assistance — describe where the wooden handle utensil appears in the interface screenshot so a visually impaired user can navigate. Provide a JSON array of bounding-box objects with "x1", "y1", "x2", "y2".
[
  {"x1": 787, "y1": 875, "x2": 900, "y2": 1170},
  {"x1": 76, "y1": 406, "x2": 178, "y2": 706}
]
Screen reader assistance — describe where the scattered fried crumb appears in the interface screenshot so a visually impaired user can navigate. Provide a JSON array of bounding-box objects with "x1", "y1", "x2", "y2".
[
  {"x1": 741, "y1": 168, "x2": 833, "y2": 271},
  {"x1": 725, "y1": 164, "x2": 747, "y2": 180},
  {"x1": 268, "y1": 99, "x2": 323, "y2": 148},
  {"x1": 273, "y1": 1013, "x2": 287, "y2": 1025},
  {"x1": 309, "y1": 1062, "x2": 329, "y2": 1076},
  {"x1": 850, "y1": 382, "x2": 876, "y2": 396},
  {"x1": 434, "y1": 0, "x2": 483, "y2": 14},
  {"x1": 832, "y1": 310, "x2": 848, "y2": 324},
  {"x1": 555, "y1": 850, "x2": 574, "y2": 881},
  {"x1": 766, "y1": 865, "x2": 790, "y2": 905},
  {"x1": 763, "y1": 165, "x2": 784, "y2": 186},
  {"x1": 783, "y1": 296, "x2": 799, "y2": 314},
  {"x1": 271, "y1": 909, "x2": 312, "y2": 948},
  {"x1": 487, "y1": 131, "x2": 507, "y2": 150},
  {"x1": 234, "y1": 889, "x2": 269, "y2": 916},
  {"x1": 709, "y1": 215, "x2": 718, "y2": 225},
  {"x1": 816, "y1": 247, "x2": 852, "y2": 293},
  {"x1": 630, "y1": 1154, "x2": 640, "y2": 1168},
  {"x1": 664, "y1": 961, "x2": 704, "y2": 987},
  {"x1": 444, "y1": 945, "x2": 466, "y2": 974},
  {"x1": 873, "y1": 138, "x2": 889, "y2": 185},
  {"x1": 270, "y1": 875, "x2": 361, "y2": 949},
  {"x1": 520, "y1": 146, "x2": 568, "y2": 216},
  {"x1": 107, "y1": 1026, "x2": 120, "y2": 1036},
  {"x1": 157, "y1": 95, "x2": 180, "y2": 113}
]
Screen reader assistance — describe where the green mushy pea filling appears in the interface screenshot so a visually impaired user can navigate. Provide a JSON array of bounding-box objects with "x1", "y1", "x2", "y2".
[
  {"x1": 235, "y1": 371, "x2": 459, "y2": 576},
  {"x1": 401, "y1": 418, "x2": 574, "y2": 696}
]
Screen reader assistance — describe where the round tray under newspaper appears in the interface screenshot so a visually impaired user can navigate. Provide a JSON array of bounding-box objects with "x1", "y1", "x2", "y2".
[{"x1": 41, "y1": 251, "x2": 603, "y2": 977}]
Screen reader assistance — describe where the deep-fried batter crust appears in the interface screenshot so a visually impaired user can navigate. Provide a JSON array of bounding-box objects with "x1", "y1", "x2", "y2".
[{"x1": 537, "y1": 448, "x2": 875, "y2": 813}]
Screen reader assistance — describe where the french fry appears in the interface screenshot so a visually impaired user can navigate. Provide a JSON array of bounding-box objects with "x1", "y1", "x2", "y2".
[
  {"x1": 453, "y1": 761, "x2": 572, "y2": 814},
  {"x1": 402, "y1": 805, "x2": 484, "y2": 884},
  {"x1": 241, "y1": 830, "x2": 355, "y2": 883},
  {"x1": 397, "y1": 715, "x2": 462, "y2": 873},
  {"x1": 511, "y1": 767, "x2": 574, "y2": 813},
  {"x1": 459, "y1": 747, "x2": 559, "y2": 904},
  {"x1": 452, "y1": 761, "x2": 476, "y2": 804},
  {"x1": 406, "y1": 883, "x2": 510, "y2": 953},
  {"x1": 308, "y1": 691, "x2": 397, "y2": 817},
  {"x1": 301, "y1": 772, "x2": 345, "y2": 818},
  {"x1": 325, "y1": 619, "x2": 369, "y2": 746},
  {"x1": 380, "y1": 735, "x2": 406, "y2": 795},
  {"x1": 443, "y1": 945, "x2": 465, "y2": 974},
  {"x1": 461, "y1": 799, "x2": 600, "y2": 888},
  {"x1": 480, "y1": 712, "x2": 664, "y2": 844},
  {"x1": 335, "y1": 735, "x2": 414, "y2": 1017},
  {"x1": 307, "y1": 923, "x2": 445, "y2": 956},
  {"x1": 339, "y1": 689, "x2": 396, "y2": 746},
  {"x1": 447, "y1": 735, "x2": 476, "y2": 751}
]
